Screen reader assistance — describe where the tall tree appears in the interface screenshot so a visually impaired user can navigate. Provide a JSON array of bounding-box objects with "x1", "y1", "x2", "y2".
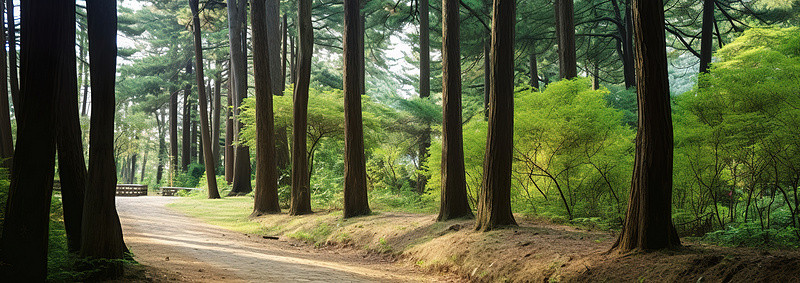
[
  {"x1": 80, "y1": 0, "x2": 127, "y2": 275},
  {"x1": 438, "y1": 0, "x2": 473, "y2": 221},
  {"x1": 555, "y1": 0, "x2": 577, "y2": 79},
  {"x1": 228, "y1": 0, "x2": 253, "y2": 195},
  {"x1": 6, "y1": 0, "x2": 18, "y2": 108},
  {"x1": 475, "y1": 0, "x2": 517, "y2": 232},
  {"x1": 416, "y1": 0, "x2": 431, "y2": 194},
  {"x1": 182, "y1": 61, "x2": 193, "y2": 170},
  {"x1": 212, "y1": 78, "x2": 221, "y2": 167},
  {"x1": 225, "y1": 72, "x2": 234, "y2": 184},
  {"x1": 189, "y1": 0, "x2": 221, "y2": 199},
  {"x1": 699, "y1": 0, "x2": 714, "y2": 74},
  {"x1": 290, "y1": 0, "x2": 313, "y2": 215},
  {"x1": 56, "y1": 9, "x2": 89, "y2": 248},
  {"x1": 251, "y1": 0, "x2": 280, "y2": 214},
  {"x1": 170, "y1": 85, "x2": 179, "y2": 184},
  {"x1": 342, "y1": 0, "x2": 370, "y2": 218},
  {"x1": 0, "y1": 0, "x2": 69, "y2": 278},
  {"x1": 611, "y1": 0, "x2": 681, "y2": 252},
  {"x1": 0, "y1": 0, "x2": 12, "y2": 167}
]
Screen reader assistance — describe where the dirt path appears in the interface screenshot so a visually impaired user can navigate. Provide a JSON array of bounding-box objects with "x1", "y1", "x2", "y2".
[{"x1": 116, "y1": 197, "x2": 439, "y2": 282}]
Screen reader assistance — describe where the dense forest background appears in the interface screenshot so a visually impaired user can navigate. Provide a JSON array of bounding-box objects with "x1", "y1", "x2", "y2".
[{"x1": 1, "y1": 0, "x2": 800, "y2": 279}]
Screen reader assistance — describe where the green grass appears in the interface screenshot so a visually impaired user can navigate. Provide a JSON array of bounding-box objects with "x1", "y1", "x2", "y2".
[{"x1": 167, "y1": 196, "x2": 265, "y2": 234}]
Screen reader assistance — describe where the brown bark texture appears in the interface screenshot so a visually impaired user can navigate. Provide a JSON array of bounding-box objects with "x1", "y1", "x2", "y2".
[
  {"x1": 438, "y1": 0, "x2": 473, "y2": 221},
  {"x1": 189, "y1": 0, "x2": 220, "y2": 199},
  {"x1": 612, "y1": 0, "x2": 681, "y2": 253},
  {"x1": 416, "y1": 0, "x2": 431, "y2": 194},
  {"x1": 0, "y1": 0, "x2": 68, "y2": 278},
  {"x1": 475, "y1": 0, "x2": 517, "y2": 232},
  {"x1": 80, "y1": 0, "x2": 127, "y2": 277},
  {"x1": 228, "y1": 0, "x2": 253, "y2": 196},
  {"x1": 555, "y1": 0, "x2": 577, "y2": 79},
  {"x1": 290, "y1": 0, "x2": 314, "y2": 215},
  {"x1": 342, "y1": 0, "x2": 370, "y2": 218},
  {"x1": 0, "y1": 0, "x2": 12, "y2": 166},
  {"x1": 251, "y1": 0, "x2": 280, "y2": 214}
]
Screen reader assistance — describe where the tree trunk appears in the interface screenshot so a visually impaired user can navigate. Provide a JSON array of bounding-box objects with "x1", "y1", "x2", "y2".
[
  {"x1": 182, "y1": 61, "x2": 192, "y2": 171},
  {"x1": 0, "y1": 0, "x2": 12, "y2": 168},
  {"x1": 80, "y1": 0, "x2": 126, "y2": 276},
  {"x1": 555, "y1": 0, "x2": 577, "y2": 79},
  {"x1": 0, "y1": 1, "x2": 67, "y2": 278},
  {"x1": 438, "y1": 0, "x2": 473, "y2": 221},
  {"x1": 290, "y1": 33, "x2": 296, "y2": 85},
  {"x1": 483, "y1": 37, "x2": 490, "y2": 118},
  {"x1": 212, "y1": 78, "x2": 221, "y2": 169},
  {"x1": 475, "y1": 0, "x2": 517, "y2": 232},
  {"x1": 192, "y1": 116, "x2": 198, "y2": 163},
  {"x1": 79, "y1": 25, "x2": 89, "y2": 116},
  {"x1": 358, "y1": 0, "x2": 365, "y2": 95},
  {"x1": 229, "y1": 0, "x2": 253, "y2": 196},
  {"x1": 699, "y1": 0, "x2": 714, "y2": 74},
  {"x1": 129, "y1": 153, "x2": 137, "y2": 184},
  {"x1": 170, "y1": 85, "x2": 179, "y2": 184},
  {"x1": 140, "y1": 149, "x2": 148, "y2": 182},
  {"x1": 250, "y1": 0, "x2": 280, "y2": 214},
  {"x1": 416, "y1": 0, "x2": 431, "y2": 194},
  {"x1": 282, "y1": 13, "x2": 288, "y2": 88},
  {"x1": 157, "y1": 110, "x2": 166, "y2": 184},
  {"x1": 611, "y1": 0, "x2": 635, "y2": 88},
  {"x1": 290, "y1": 0, "x2": 314, "y2": 215},
  {"x1": 529, "y1": 50, "x2": 539, "y2": 89},
  {"x1": 225, "y1": 72, "x2": 234, "y2": 184},
  {"x1": 6, "y1": 0, "x2": 18, "y2": 111},
  {"x1": 189, "y1": 0, "x2": 220, "y2": 199},
  {"x1": 343, "y1": 0, "x2": 370, "y2": 218},
  {"x1": 267, "y1": 0, "x2": 289, "y2": 185},
  {"x1": 611, "y1": 0, "x2": 681, "y2": 252}
]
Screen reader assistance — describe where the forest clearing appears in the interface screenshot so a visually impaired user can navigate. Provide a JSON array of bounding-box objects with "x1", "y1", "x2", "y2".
[{"x1": 1, "y1": 0, "x2": 800, "y2": 281}]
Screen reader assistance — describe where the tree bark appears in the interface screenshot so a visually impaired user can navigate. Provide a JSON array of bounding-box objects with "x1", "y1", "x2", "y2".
[
  {"x1": 80, "y1": 0, "x2": 126, "y2": 276},
  {"x1": 6, "y1": 0, "x2": 18, "y2": 111},
  {"x1": 170, "y1": 85, "x2": 179, "y2": 184},
  {"x1": 157, "y1": 110, "x2": 166, "y2": 184},
  {"x1": 343, "y1": 0, "x2": 371, "y2": 218},
  {"x1": 611, "y1": 0, "x2": 681, "y2": 253},
  {"x1": 611, "y1": 0, "x2": 635, "y2": 88},
  {"x1": 555, "y1": 0, "x2": 577, "y2": 79},
  {"x1": 529, "y1": 50, "x2": 539, "y2": 89},
  {"x1": 212, "y1": 78, "x2": 221, "y2": 168},
  {"x1": 0, "y1": 0, "x2": 12, "y2": 168},
  {"x1": 79, "y1": 25, "x2": 88, "y2": 116},
  {"x1": 483, "y1": 36, "x2": 490, "y2": 118},
  {"x1": 0, "y1": 1, "x2": 67, "y2": 278},
  {"x1": 699, "y1": 0, "x2": 714, "y2": 74},
  {"x1": 140, "y1": 150, "x2": 147, "y2": 182},
  {"x1": 290, "y1": 0, "x2": 314, "y2": 215},
  {"x1": 228, "y1": 0, "x2": 253, "y2": 196},
  {"x1": 250, "y1": 0, "x2": 280, "y2": 214},
  {"x1": 416, "y1": 0, "x2": 431, "y2": 194},
  {"x1": 182, "y1": 61, "x2": 193, "y2": 171},
  {"x1": 267, "y1": 0, "x2": 289, "y2": 185},
  {"x1": 225, "y1": 72, "x2": 234, "y2": 184},
  {"x1": 189, "y1": 0, "x2": 220, "y2": 199},
  {"x1": 129, "y1": 153, "x2": 137, "y2": 184},
  {"x1": 438, "y1": 0, "x2": 474, "y2": 221},
  {"x1": 475, "y1": 0, "x2": 517, "y2": 232}
]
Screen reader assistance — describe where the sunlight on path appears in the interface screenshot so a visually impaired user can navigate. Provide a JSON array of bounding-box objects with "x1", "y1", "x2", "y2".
[{"x1": 116, "y1": 197, "x2": 416, "y2": 282}]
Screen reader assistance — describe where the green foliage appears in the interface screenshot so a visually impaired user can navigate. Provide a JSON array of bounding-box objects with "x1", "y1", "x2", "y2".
[
  {"x1": 671, "y1": 27, "x2": 800, "y2": 246},
  {"x1": 426, "y1": 79, "x2": 633, "y2": 220}
]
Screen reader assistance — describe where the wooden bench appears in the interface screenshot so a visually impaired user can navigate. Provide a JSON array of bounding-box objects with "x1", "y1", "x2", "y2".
[
  {"x1": 160, "y1": 187, "x2": 200, "y2": 196},
  {"x1": 116, "y1": 184, "x2": 148, "y2": 196}
]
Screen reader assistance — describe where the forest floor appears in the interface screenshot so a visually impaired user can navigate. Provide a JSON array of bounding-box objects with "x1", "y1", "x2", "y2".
[
  {"x1": 122, "y1": 196, "x2": 800, "y2": 282},
  {"x1": 116, "y1": 196, "x2": 455, "y2": 282}
]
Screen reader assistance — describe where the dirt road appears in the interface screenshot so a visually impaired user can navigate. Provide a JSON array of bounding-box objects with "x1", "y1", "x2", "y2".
[{"x1": 116, "y1": 196, "x2": 436, "y2": 282}]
